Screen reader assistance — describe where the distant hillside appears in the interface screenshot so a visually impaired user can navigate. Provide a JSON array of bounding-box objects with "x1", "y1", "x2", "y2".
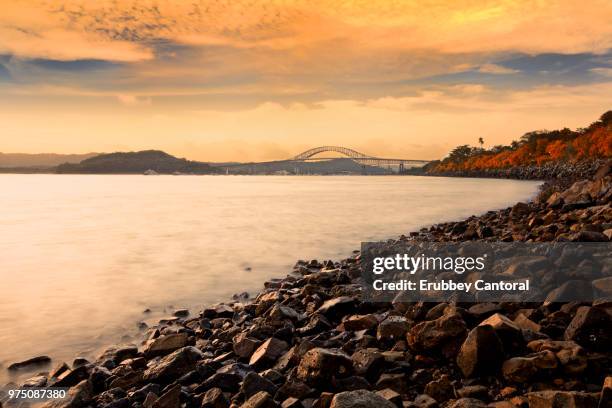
[
  {"x1": 425, "y1": 110, "x2": 611, "y2": 174},
  {"x1": 56, "y1": 150, "x2": 219, "y2": 174},
  {"x1": 0, "y1": 152, "x2": 98, "y2": 168}
]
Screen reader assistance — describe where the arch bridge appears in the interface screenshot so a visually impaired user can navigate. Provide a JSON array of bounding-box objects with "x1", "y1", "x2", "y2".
[{"x1": 292, "y1": 145, "x2": 429, "y2": 169}]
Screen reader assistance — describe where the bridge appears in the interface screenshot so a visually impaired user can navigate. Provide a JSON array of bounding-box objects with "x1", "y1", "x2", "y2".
[
  {"x1": 213, "y1": 146, "x2": 430, "y2": 173},
  {"x1": 291, "y1": 146, "x2": 429, "y2": 169}
]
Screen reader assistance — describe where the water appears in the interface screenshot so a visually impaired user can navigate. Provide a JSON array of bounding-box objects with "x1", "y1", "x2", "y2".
[{"x1": 0, "y1": 174, "x2": 540, "y2": 383}]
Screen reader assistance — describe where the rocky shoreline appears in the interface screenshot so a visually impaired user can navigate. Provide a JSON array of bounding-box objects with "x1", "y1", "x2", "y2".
[
  {"x1": 413, "y1": 159, "x2": 606, "y2": 184},
  {"x1": 2, "y1": 161, "x2": 611, "y2": 408}
]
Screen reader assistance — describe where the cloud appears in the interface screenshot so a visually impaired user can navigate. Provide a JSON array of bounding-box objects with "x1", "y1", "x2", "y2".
[
  {"x1": 478, "y1": 63, "x2": 519, "y2": 74},
  {"x1": 116, "y1": 94, "x2": 152, "y2": 106},
  {"x1": 591, "y1": 67, "x2": 612, "y2": 77}
]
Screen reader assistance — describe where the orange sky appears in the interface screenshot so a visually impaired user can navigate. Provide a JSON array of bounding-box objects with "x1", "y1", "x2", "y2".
[{"x1": 0, "y1": 0, "x2": 611, "y2": 161}]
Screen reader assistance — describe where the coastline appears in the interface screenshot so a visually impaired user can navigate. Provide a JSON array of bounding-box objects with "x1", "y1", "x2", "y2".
[{"x1": 2, "y1": 163, "x2": 611, "y2": 408}]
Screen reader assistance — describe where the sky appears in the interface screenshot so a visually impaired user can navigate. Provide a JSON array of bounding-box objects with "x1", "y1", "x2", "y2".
[{"x1": 0, "y1": 0, "x2": 611, "y2": 161}]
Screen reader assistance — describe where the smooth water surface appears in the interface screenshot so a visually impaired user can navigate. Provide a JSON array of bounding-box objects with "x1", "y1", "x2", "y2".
[{"x1": 0, "y1": 175, "x2": 540, "y2": 383}]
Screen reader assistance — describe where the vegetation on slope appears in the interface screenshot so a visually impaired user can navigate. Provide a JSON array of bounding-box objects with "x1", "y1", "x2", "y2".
[{"x1": 426, "y1": 111, "x2": 612, "y2": 173}]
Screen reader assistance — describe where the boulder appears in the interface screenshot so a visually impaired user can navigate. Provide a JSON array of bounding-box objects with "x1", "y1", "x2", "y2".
[
  {"x1": 241, "y1": 372, "x2": 279, "y2": 399},
  {"x1": 151, "y1": 384, "x2": 181, "y2": 408},
  {"x1": 143, "y1": 333, "x2": 188, "y2": 357},
  {"x1": 407, "y1": 310, "x2": 467, "y2": 351},
  {"x1": 457, "y1": 325, "x2": 504, "y2": 378},
  {"x1": 233, "y1": 332, "x2": 262, "y2": 359},
  {"x1": 143, "y1": 346, "x2": 203, "y2": 383},
  {"x1": 41, "y1": 379, "x2": 93, "y2": 408},
  {"x1": 527, "y1": 390, "x2": 599, "y2": 408},
  {"x1": 377, "y1": 316, "x2": 409, "y2": 342},
  {"x1": 351, "y1": 348, "x2": 385, "y2": 382},
  {"x1": 249, "y1": 338, "x2": 289, "y2": 368},
  {"x1": 316, "y1": 297, "x2": 356, "y2": 321},
  {"x1": 296, "y1": 348, "x2": 353, "y2": 386},
  {"x1": 241, "y1": 391, "x2": 278, "y2": 408},
  {"x1": 330, "y1": 390, "x2": 396, "y2": 408},
  {"x1": 600, "y1": 376, "x2": 612, "y2": 408},
  {"x1": 564, "y1": 306, "x2": 611, "y2": 351},
  {"x1": 8, "y1": 355, "x2": 52, "y2": 370},
  {"x1": 201, "y1": 387, "x2": 229, "y2": 408}
]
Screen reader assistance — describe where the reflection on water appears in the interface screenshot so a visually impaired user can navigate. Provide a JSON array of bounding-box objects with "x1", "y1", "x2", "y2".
[{"x1": 0, "y1": 174, "x2": 540, "y2": 383}]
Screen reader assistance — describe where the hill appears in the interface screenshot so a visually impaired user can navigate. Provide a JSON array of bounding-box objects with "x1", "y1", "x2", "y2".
[
  {"x1": 56, "y1": 150, "x2": 219, "y2": 174},
  {"x1": 422, "y1": 110, "x2": 611, "y2": 178}
]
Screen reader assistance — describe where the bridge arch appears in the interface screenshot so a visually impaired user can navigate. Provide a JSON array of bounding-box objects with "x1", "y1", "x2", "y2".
[{"x1": 292, "y1": 146, "x2": 372, "y2": 160}]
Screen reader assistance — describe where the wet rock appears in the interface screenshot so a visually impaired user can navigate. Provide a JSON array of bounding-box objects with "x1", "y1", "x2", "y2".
[
  {"x1": 97, "y1": 344, "x2": 139, "y2": 365},
  {"x1": 42, "y1": 379, "x2": 93, "y2": 408},
  {"x1": 457, "y1": 325, "x2": 504, "y2": 377},
  {"x1": 203, "y1": 304, "x2": 235, "y2": 319},
  {"x1": 144, "y1": 332, "x2": 189, "y2": 357},
  {"x1": 564, "y1": 306, "x2": 611, "y2": 351},
  {"x1": 329, "y1": 390, "x2": 396, "y2": 408},
  {"x1": 8, "y1": 355, "x2": 52, "y2": 370},
  {"x1": 377, "y1": 316, "x2": 409, "y2": 343},
  {"x1": 173, "y1": 309, "x2": 189, "y2": 317},
  {"x1": 52, "y1": 365, "x2": 90, "y2": 387},
  {"x1": 143, "y1": 346, "x2": 203, "y2": 383},
  {"x1": 249, "y1": 338, "x2": 289, "y2": 368},
  {"x1": 201, "y1": 387, "x2": 229, "y2": 408},
  {"x1": 296, "y1": 348, "x2": 353, "y2": 386},
  {"x1": 241, "y1": 372, "x2": 278, "y2": 399},
  {"x1": 22, "y1": 374, "x2": 47, "y2": 387},
  {"x1": 241, "y1": 391, "x2": 277, "y2": 408}
]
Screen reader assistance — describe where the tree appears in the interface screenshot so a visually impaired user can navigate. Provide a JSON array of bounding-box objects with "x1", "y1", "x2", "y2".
[{"x1": 478, "y1": 137, "x2": 484, "y2": 149}]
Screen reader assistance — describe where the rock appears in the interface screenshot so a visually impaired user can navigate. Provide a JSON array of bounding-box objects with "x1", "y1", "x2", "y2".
[
  {"x1": 201, "y1": 372, "x2": 242, "y2": 393},
  {"x1": 201, "y1": 387, "x2": 229, "y2": 408},
  {"x1": 376, "y1": 388, "x2": 402, "y2": 407},
  {"x1": 97, "y1": 344, "x2": 139, "y2": 365},
  {"x1": 143, "y1": 346, "x2": 203, "y2": 383},
  {"x1": 413, "y1": 394, "x2": 438, "y2": 408},
  {"x1": 275, "y1": 380, "x2": 315, "y2": 401},
  {"x1": 316, "y1": 297, "x2": 356, "y2": 320},
  {"x1": 501, "y1": 350, "x2": 557, "y2": 382},
  {"x1": 564, "y1": 306, "x2": 611, "y2": 351},
  {"x1": 268, "y1": 304, "x2": 302, "y2": 322},
  {"x1": 22, "y1": 374, "x2": 47, "y2": 387},
  {"x1": 375, "y1": 373, "x2": 408, "y2": 395},
  {"x1": 241, "y1": 391, "x2": 277, "y2": 408},
  {"x1": 527, "y1": 390, "x2": 599, "y2": 408},
  {"x1": 479, "y1": 313, "x2": 524, "y2": 351},
  {"x1": 424, "y1": 374, "x2": 454, "y2": 403},
  {"x1": 249, "y1": 338, "x2": 289, "y2": 368},
  {"x1": 8, "y1": 355, "x2": 51, "y2": 370},
  {"x1": 296, "y1": 348, "x2": 353, "y2": 386},
  {"x1": 173, "y1": 309, "x2": 189, "y2": 317},
  {"x1": 513, "y1": 313, "x2": 541, "y2": 332},
  {"x1": 151, "y1": 384, "x2": 181, "y2": 408},
  {"x1": 233, "y1": 333, "x2": 262, "y2": 359},
  {"x1": 600, "y1": 376, "x2": 612, "y2": 408},
  {"x1": 241, "y1": 372, "x2": 279, "y2": 399},
  {"x1": 42, "y1": 379, "x2": 93, "y2": 408},
  {"x1": 329, "y1": 390, "x2": 396, "y2": 408},
  {"x1": 457, "y1": 325, "x2": 504, "y2": 377},
  {"x1": 297, "y1": 314, "x2": 331, "y2": 335},
  {"x1": 377, "y1": 316, "x2": 409, "y2": 342},
  {"x1": 342, "y1": 314, "x2": 379, "y2": 331},
  {"x1": 51, "y1": 365, "x2": 90, "y2": 387},
  {"x1": 448, "y1": 398, "x2": 487, "y2": 408},
  {"x1": 281, "y1": 397, "x2": 303, "y2": 408},
  {"x1": 456, "y1": 385, "x2": 488, "y2": 400},
  {"x1": 407, "y1": 310, "x2": 467, "y2": 351},
  {"x1": 144, "y1": 333, "x2": 189, "y2": 357},
  {"x1": 351, "y1": 348, "x2": 385, "y2": 382},
  {"x1": 527, "y1": 339, "x2": 587, "y2": 375},
  {"x1": 202, "y1": 304, "x2": 235, "y2": 318}
]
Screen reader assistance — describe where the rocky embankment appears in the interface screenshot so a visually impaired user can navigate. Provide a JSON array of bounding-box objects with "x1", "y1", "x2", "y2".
[
  {"x1": 419, "y1": 159, "x2": 605, "y2": 182},
  {"x1": 3, "y1": 162, "x2": 612, "y2": 408}
]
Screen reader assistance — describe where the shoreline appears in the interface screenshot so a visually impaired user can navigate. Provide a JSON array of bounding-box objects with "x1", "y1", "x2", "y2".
[{"x1": 2, "y1": 163, "x2": 610, "y2": 408}]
